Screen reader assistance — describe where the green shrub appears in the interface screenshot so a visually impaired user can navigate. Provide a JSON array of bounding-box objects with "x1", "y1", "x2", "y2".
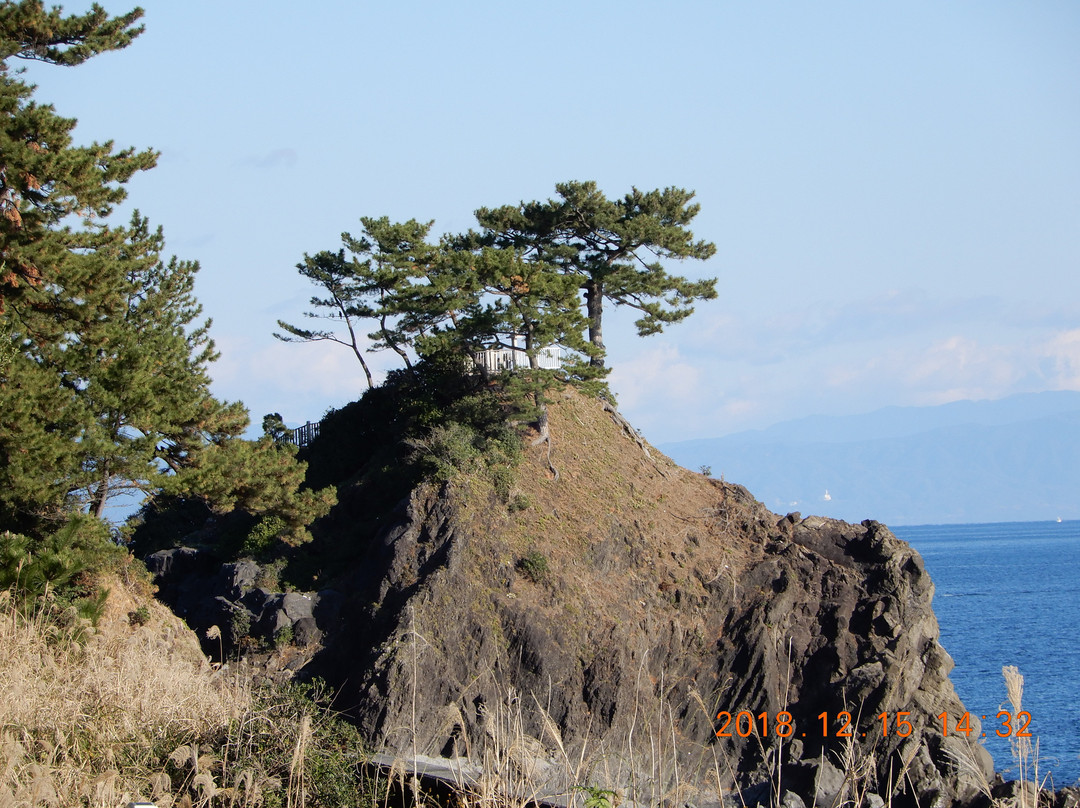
[
  {"x1": 75, "y1": 587, "x2": 110, "y2": 627},
  {"x1": 256, "y1": 557, "x2": 287, "y2": 591},
  {"x1": 229, "y1": 608, "x2": 252, "y2": 646},
  {"x1": 150, "y1": 678, "x2": 372, "y2": 808},
  {"x1": 242, "y1": 514, "x2": 287, "y2": 559},
  {"x1": 516, "y1": 550, "x2": 549, "y2": 583},
  {"x1": 1, "y1": 517, "x2": 126, "y2": 605},
  {"x1": 408, "y1": 421, "x2": 485, "y2": 482},
  {"x1": 491, "y1": 465, "x2": 514, "y2": 501},
  {"x1": 231, "y1": 680, "x2": 371, "y2": 807},
  {"x1": 576, "y1": 785, "x2": 620, "y2": 808},
  {"x1": 128, "y1": 604, "x2": 151, "y2": 626},
  {"x1": 273, "y1": 623, "x2": 293, "y2": 649}
]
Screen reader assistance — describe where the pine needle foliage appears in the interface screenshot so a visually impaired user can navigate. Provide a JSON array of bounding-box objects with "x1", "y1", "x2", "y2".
[
  {"x1": 0, "y1": 3, "x2": 334, "y2": 542},
  {"x1": 276, "y1": 216, "x2": 439, "y2": 388},
  {"x1": 0, "y1": 2, "x2": 154, "y2": 310},
  {"x1": 280, "y1": 182, "x2": 715, "y2": 428},
  {"x1": 472, "y1": 180, "x2": 718, "y2": 366}
]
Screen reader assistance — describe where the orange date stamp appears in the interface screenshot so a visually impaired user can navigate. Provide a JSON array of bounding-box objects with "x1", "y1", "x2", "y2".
[{"x1": 715, "y1": 710, "x2": 1033, "y2": 739}]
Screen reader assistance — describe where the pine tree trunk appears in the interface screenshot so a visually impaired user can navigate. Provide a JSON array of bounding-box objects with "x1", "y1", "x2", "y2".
[
  {"x1": 92, "y1": 470, "x2": 109, "y2": 519},
  {"x1": 380, "y1": 313, "x2": 412, "y2": 370},
  {"x1": 584, "y1": 278, "x2": 605, "y2": 367},
  {"x1": 530, "y1": 402, "x2": 559, "y2": 481},
  {"x1": 343, "y1": 309, "x2": 375, "y2": 388},
  {"x1": 525, "y1": 325, "x2": 539, "y2": 370},
  {"x1": 353, "y1": 348, "x2": 375, "y2": 388}
]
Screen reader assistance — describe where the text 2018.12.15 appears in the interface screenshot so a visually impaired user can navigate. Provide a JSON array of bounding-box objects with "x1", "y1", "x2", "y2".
[{"x1": 715, "y1": 710, "x2": 1032, "y2": 739}]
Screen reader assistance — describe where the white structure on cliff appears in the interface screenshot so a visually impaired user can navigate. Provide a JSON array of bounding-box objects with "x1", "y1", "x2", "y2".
[{"x1": 473, "y1": 337, "x2": 562, "y2": 374}]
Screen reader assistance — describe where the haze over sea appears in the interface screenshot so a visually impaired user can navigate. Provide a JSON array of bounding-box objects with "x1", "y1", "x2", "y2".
[{"x1": 894, "y1": 521, "x2": 1080, "y2": 787}]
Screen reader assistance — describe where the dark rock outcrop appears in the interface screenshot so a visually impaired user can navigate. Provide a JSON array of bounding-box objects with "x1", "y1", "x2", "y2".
[
  {"x1": 147, "y1": 547, "x2": 341, "y2": 654},
  {"x1": 306, "y1": 403, "x2": 994, "y2": 808},
  {"x1": 148, "y1": 393, "x2": 996, "y2": 808}
]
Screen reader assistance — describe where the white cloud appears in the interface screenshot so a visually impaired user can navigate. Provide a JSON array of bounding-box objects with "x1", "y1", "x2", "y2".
[
  {"x1": 609, "y1": 343, "x2": 702, "y2": 411},
  {"x1": 689, "y1": 289, "x2": 1080, "y2": 370},
  {"x1": 618, "y1": 312, "x2": 1080, "y2": 442},
  {"x1": 1040, "y1": 328, "x2": 1080, "y2": 389},
  {"x1": 208, "y1": 334, "x2": 394, "y2": 430},
  {"x1": 608, "y1": 343, "x2": 716, "y2": 441}
]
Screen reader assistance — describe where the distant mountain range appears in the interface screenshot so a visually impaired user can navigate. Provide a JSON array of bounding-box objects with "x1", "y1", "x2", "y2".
[{"x1": 658, "y1": 391, "x2": 1080, "y2": 526}]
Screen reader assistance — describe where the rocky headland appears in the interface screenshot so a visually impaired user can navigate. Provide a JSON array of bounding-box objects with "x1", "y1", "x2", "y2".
[{"x1": 148, "y1": 390, "x2": 1001, "y2": 808}]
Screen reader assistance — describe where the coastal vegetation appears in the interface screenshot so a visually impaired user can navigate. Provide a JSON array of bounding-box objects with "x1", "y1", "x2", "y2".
[
  {"x1": 0, "y1": 2, "x2": 334, "y2": 545},
  {"x1": 276, "y1": 184, "x2": 718, "y2": 383},
  {"x1": 273, "y1": 182, "x2": 718, "y2": 479},
  {"x1": 1, "y1": 4, "x2": 1074, "y2": 808},
  {"x1": 0, "y1": 4, "x2": 350, "y2": 802},
  {"x1": 0, "y1": 572, "x2": 370, "y2": 805}
]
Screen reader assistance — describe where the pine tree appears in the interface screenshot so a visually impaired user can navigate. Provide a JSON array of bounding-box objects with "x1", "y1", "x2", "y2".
[
  {"x1": 164, "y1": 431, "x2": 336, "y2": 547},
  {"x1": 0, "y1": 1, "x2": 155, "y2": 311},
  {"x1": 0, "y1": 2, "x2": 154, "y2": 530},
  {"x1": 275, "y1": 248, "x2": 378, "y2": 388},
  {"x1": 276, "y1": 216, "x2": 440, "y2": 386},
  {"x1": 471, "y1": 246, "x2": 598, "y2": 476},
  {"x1": 56, "y1": 214, "x2": 227, "y2": 518},
  {"x1": 0, "y1": 4, "x2": 334, "y2": 539},
  {"x1": 2, "y1": 211, "x2": 334, "y2": 538},
  {"x1": 472, "y1": 181, "x2": 718, "y2": 366},
  {"x1": 343, "y1": 216, "x2": 438, "y2": 369}
]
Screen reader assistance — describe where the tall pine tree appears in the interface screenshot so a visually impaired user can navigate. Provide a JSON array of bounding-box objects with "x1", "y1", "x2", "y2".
[
  {"x1": 472, "y1": 181, "x2": 718, "y2": 366},
  {"x1": 1, "y1": 2, "x2": 154, "y2": 530},
  {"x1": 0, "y1": 3, "x2": 333, "y2": 541},
  {"x1": 0, "y1": 1, "x2": 154, "y2": 310}
]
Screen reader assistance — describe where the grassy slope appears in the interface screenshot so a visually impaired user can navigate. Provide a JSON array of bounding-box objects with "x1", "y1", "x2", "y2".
[
  {"x1": 469, "y1": 387, "x2": 766, "y2": 653},
  {"x1": 0, "y1": 568, "x2": 367, "y2": 807},
  {"x1": 0, "y1": 573, "x2": 245, "y2": 805}
]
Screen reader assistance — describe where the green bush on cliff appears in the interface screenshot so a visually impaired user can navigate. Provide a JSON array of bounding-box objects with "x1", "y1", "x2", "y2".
[
  {"x1": 304, "y1": 358, "x2": 524, "y2": 494},
  {"x1": 516, "y1": 550, "x2": 549, "y2": 582}
]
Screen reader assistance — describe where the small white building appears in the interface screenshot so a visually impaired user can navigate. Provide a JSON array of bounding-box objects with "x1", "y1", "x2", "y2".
[{"x1": 473, "y1": 339, "x2": 562, "y2": 374}]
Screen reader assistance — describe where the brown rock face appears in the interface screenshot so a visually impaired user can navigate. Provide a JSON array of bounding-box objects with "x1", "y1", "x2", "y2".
[{"x1": 310, "y1": 393, "x2": 993, "y2": 808}]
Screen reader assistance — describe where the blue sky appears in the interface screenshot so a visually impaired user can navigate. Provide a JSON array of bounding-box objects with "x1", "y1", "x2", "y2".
[{"x1": 25, "y1": 1, "x2": 1080, "y2": 444}]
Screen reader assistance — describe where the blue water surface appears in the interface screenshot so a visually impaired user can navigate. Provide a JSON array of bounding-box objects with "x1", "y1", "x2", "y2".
[{"x1": 893, "y1": 520, "x2": 1080, "y2": 787}]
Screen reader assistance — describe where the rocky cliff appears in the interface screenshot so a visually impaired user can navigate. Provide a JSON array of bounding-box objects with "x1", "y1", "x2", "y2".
[{"x1": 293, "y1": 390, "x2": 995, "y2": 808}]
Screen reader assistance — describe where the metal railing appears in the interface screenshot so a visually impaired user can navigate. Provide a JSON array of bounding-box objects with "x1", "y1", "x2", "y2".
[{"x1": 290, "y1": 420, "x2": 321, "y2": 447}]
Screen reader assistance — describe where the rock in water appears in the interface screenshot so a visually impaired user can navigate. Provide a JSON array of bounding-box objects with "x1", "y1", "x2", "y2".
[{"x1": 307, "y1": 393, "x2": 993, "y2": 808}]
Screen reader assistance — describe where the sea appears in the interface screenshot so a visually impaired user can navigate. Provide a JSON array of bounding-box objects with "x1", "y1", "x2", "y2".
[{"x1": 892, "y1": 520, "x2": 1080, "y2": 788}]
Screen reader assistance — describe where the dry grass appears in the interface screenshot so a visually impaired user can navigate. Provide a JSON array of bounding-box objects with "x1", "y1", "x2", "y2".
[
  {"x1": 0, "y1": 583, "x2": 248, "y2": 806},
  {"x1": 376, "y1": 670, "x2": 718, "y2": 808},
  {"x1": 0, "y1": 574, "x2": 368, "y2": 808},
  {"x1": 1001, "y1": 665, "x2": 1052, "y2": 808},
  {"x1": 482, "y1": 388, "x2": 763, "y2": 649}
]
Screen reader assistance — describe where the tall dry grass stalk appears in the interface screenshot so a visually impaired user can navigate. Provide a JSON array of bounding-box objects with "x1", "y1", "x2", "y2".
[
  {"x1": 1002, "y1": 665, "x2": 1045, "y2": 808},
  {"x1": 287, "y1": 714, "x2": 311, "y2": 808},
  {"x1": 376, "y1": 649, "x2": 728, "y2": 808}
]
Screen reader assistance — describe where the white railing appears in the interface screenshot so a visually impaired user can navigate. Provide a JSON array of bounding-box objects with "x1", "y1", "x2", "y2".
[{"x1": 473, "y1": 344, "x2": 561, "y2": 373}]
